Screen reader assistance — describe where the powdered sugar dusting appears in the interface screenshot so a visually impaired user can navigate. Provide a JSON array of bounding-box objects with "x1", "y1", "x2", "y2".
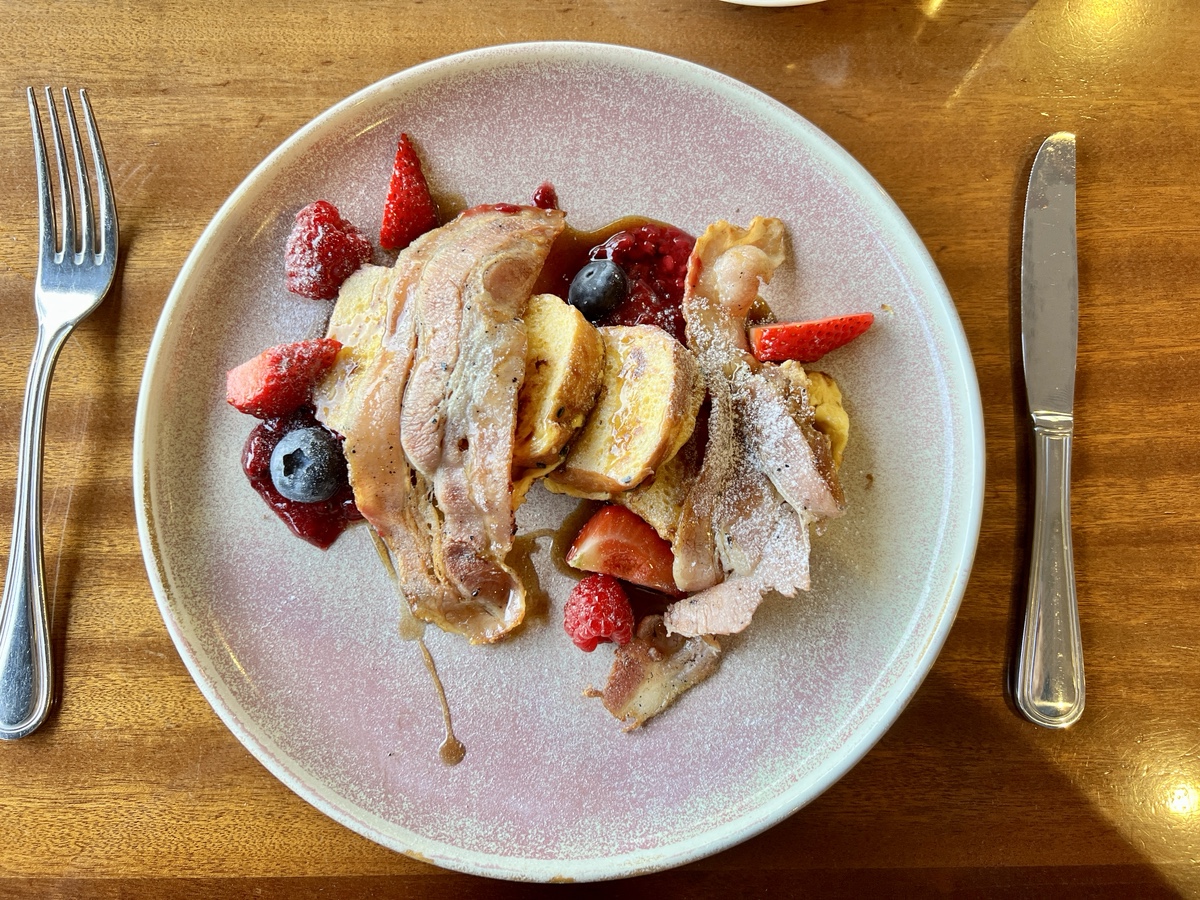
[
  {"x1": 666, "y1": 215, "x2": 836, "y2": 636},
  {"x1": 136, "y1": 44, "x2": 982, "y2": 881}
]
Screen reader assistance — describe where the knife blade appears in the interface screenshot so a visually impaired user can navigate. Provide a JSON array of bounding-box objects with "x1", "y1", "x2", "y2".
[{"x1": 1015, "y1": 132, "x2": 1084, "y2": 728}]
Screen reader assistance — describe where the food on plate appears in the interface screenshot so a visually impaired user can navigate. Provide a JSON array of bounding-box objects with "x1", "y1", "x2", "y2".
[
  {"x1": 662, "y1": 217, "x2": 844, "y2": 636},
  {"x1": 567, "y1": 258, "x2": 629, "y2": 319},
  {"x1": 512, "y1": 293, "x2": 606, "y2": 472},
  {"x1": 587, "y1": 615, "x2": 722, "y2": 731},
  {"x1": 591, "y1": 223, "x2": 693, "y2": 343},
  {"x1": 284, "y1": 201, "x2": 373, "y2": 300},
  {"x1": 269, "y1": 426, "x2": 347, "y2": 504},
  {"x1": 321, "y1": 204, "x2": 565, "y2": 644},
  {"x1": 544, "y1": 324, "x2": 704, "y2": 498},
  {"x1": 563, "y1": 574, "x2": 635, "y2": 652},
  {"x1": 224, "y1": 335, "x2": 360, "y2": 549},
  {"x1": 566, "y1": 504, "x2": 682, "y2": 596},
  {"x1": 225, "y1": 133, "x2": 874, "y2": 739},
  {"x1": 311, "y1": 264, "x2": 394, "y2": 437},
  {"x1": 748, "y1": 312, "x2": 874, "y2": 364},
  {"x1": 791, "y1": 365, "x2": 849, "y2": 468},
  {"x1": 531, "y1": 180, "x2": 559, "y2": 211},
  {"x1": 241, "y1": 406, "x2": 360, "y2": 549},
  {"x1": 379, "y1": 133, "x2": 439, "y2": 250},
  {"x1": 225, "y1": 337, "x2": 342, "y2": 419}
]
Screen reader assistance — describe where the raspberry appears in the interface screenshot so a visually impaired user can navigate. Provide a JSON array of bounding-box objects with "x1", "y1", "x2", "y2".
[
  {"x1": 563, "y1": 574, "x2": 635, "y2": 652},
  {"x1": 284, "y1": 200, "x2": 372, "y2": 300},
  {"x1": 593, "y1": 223, "x2": 695, "y2": 343}
]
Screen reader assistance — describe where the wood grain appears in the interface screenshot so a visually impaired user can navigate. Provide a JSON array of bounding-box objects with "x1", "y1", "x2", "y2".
[{"x1": 2, "y1": 0, "x2": 1198, "y2": 895}]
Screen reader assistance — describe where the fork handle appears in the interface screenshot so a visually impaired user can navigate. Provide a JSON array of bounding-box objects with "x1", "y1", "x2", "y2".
[
  {"x1": 0, "y1": 322, "x2": 71, "y2": 739},
  {"x1": 1015, "y1": 419, "x2": 1085, "y2": 728}
]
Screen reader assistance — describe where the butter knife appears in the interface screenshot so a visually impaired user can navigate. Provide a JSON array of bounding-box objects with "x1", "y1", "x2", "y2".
[{"x1": 1015, "y1": 132, "x2": 1084, "y2": 728}]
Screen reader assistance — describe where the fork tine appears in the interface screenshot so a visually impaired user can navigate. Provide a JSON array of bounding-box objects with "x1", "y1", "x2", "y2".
[
  {"x1": 42, "y1": 86, "x2": 74, "y2": 260},
  {"x1": 26, "y1": 88, "x2": 55, "y2": 267},
  {"x1": 61, "y1": 88, "x2": 94, "y2": 259},
  {"x1": 78, "y1": 89, "x2": 116, "y2": 262}
]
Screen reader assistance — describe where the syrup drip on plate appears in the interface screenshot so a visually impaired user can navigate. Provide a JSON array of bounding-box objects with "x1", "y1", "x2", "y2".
[
  {"x1": 417, "y1": 637, "x2": 466, "y2": 766},
  {"x1": 371, "y1": 530, "x2": 466, "y2": 766},
  {"x1": 506, "y1": 527, "x2": 557, "y2": 618}
]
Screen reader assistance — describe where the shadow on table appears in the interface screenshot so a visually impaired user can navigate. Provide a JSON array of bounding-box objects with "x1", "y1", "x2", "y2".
[
  {"x1": 4, "y1": 654, "x2": 1185, "y2": 899},
  {"x1": 648, "y1": 668, "x2": 1190, "y2": 899},
  {"x1": 5, "y1": 704, "x2": 1184, "y2": 898}
]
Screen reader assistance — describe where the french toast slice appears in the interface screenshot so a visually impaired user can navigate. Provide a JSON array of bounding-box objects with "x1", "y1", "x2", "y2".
[
  {"x1": 613, "y1": 426, "x2": 702, "y2": 544},
  {"x1": 512, "y1": 293, "x2": 606, "y2": 471},
  {"x1": 546, "y1": 325, "x2": 705, "y2": 498},
  {"x1": 313, "y1": 264, "x2": 393, "y2": 437},
  {"x1": 801, "y1": 368, "x2": 850, "y2": 469}
]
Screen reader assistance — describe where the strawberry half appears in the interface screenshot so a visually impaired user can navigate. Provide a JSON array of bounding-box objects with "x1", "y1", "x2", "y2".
[
  {"x1": 566, "y1": 505, "x2": 682, "y2": 596},
  {"x1": 225, "y1": 338, "x2": 342, "y2": 419},
  {"x1": 749, "y1": 313, "x2": 874, "y2": 363},
  {"x1": 379, "y1": 133, "x2": 439, "y2": 251}
]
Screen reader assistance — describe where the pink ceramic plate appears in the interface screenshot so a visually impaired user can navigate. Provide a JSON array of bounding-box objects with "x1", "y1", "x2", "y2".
[{"x1": 134, "y1": 43, "x2": 984, "y2": 881}]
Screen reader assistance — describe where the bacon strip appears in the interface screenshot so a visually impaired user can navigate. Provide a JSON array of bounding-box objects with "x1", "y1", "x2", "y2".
[
  {"x1": 666, "y1": 218, "x2": 842, "y2": 637},
  {"x1": 592, "y1": 615, "x2": 722, "y2": 730},
  {"x1": 318, "y1": 205, "x2": 564, "y2": 642}
]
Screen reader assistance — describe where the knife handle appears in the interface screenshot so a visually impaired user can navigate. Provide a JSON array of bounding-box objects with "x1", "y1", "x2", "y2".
[{"x1": 1016, "y1": 417, "x2": 1084, "y2": 728}]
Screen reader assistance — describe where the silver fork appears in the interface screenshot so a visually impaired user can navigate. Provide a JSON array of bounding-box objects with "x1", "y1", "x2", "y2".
[{"x1": 0, "y1": 88, "x2": 118, "y2": 739}]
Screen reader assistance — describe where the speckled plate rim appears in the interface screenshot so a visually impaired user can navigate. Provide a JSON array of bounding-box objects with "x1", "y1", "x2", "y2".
[{"x1": 133, "y1": 41, "x2": 985, "y2": 882}]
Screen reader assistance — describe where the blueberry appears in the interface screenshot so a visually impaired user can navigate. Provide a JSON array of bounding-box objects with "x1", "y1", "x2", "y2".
[
  {"x1": 269, "y1": 426, "x2": 345, "y2": 503},
  {"x1": 568, "y1": 259, "x2": 629, "y2": 320}
]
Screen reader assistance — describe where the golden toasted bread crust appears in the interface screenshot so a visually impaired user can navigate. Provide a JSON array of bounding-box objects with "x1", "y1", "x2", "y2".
[
  {"x1": 547, "y1": 325, "x2": 705, "y2": 496},
  {"x1": 614, "y1": 426, "x2": 702, "y2": 544},
  {"x1": 512, "y1": 293, "x2": 606, "y2": 470},
  {"x1": 803, "y1": 368, "x2": 850, "y2": 469}
]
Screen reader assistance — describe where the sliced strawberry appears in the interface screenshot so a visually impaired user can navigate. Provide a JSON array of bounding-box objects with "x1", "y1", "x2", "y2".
[
  {"x1": 284, "y1": 200, "x2": 372, "y2": 300},
  {"x1": 225, "y1": 338, "x2": 342, "y2": 419},
  {"x1": 748, "y1": 313, "x2": 874, "y2": 363},
  {"x1": 379, "y1": 133, "x2": 439, "y2": 251},
  {"x1": 566, "y1": 505, "x2": 682, "y2": 596}
]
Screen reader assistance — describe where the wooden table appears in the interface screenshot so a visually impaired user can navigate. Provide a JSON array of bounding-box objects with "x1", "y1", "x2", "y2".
[{"x1": 1, "y1": 1, "x2": 1197, "y2": 896}]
